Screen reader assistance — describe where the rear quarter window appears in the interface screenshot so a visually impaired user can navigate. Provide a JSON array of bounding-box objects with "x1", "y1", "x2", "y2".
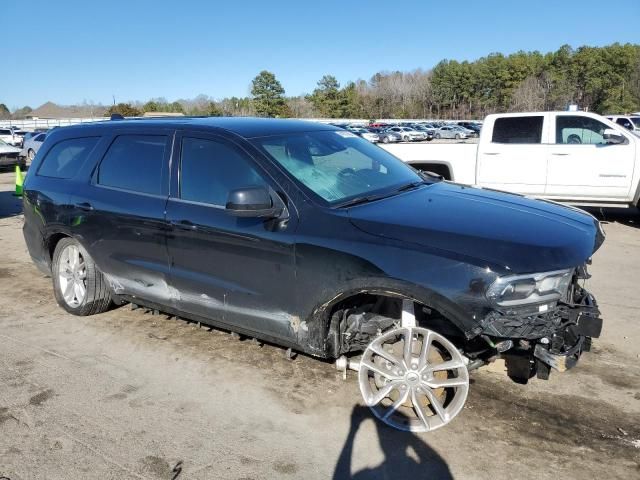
[
  {"x1": 492, "y1": 116, "x2": 543, "y2": 144},
  {"x1": 37, "y1": 137, "x2": 100, "y2": 179}
]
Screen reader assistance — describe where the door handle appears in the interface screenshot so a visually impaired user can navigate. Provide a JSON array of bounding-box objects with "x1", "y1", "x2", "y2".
[
  {"x1": 551, "y1": 152, "x2": 570, "y2": 156},
  {"x1": 74, "y1": 202, "x2": 94, "y2": 211},
  {"x1": 483, "y1": 152, "x2": 500, "y2": 155},
  {"x1": 170, "y1": 220, "x2": 198, "y2": 231}
]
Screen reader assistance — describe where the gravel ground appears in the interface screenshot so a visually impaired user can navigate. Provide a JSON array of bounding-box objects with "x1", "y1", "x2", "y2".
[{"x1": 0, "y1": 170, "x2": 638, "y2": 480}]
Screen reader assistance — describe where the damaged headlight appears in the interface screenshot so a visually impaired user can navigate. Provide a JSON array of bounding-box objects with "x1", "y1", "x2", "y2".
[{"x1": 487, "y1": 269, "x2": 573, "y2": 308}]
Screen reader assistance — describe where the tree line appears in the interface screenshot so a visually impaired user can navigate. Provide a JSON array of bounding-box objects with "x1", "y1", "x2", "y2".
[{"x1": 3, "y1": 43, "x2": 639, "y2": 121}]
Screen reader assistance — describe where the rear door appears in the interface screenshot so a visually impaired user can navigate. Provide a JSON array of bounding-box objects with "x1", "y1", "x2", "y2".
[
  {"x1": 545, "y1": 114, "x2": 635, "y2": 200},
  {"x1": 476, "y1": 114, "x2": 549, "y2": 195},
  {"x1": 68, "y1": 129, "x2": 172, "y2": 304},
  {"x1": 165, "y1": 131, "x2": 298, "y2": 341}
]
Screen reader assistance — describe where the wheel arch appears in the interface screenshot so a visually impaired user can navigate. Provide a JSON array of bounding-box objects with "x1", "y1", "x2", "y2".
[{"x1": 304, "y1": 277, "x2": 472, "y2": 358}]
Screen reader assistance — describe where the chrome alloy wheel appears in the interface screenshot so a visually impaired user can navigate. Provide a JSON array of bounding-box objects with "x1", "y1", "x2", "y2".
[
  {"x1": 57, "y1": 244, "x2": 87, "y2": 308},
  {"x1": 358, "y1": 326, "x2": 469, "y2": 432}
]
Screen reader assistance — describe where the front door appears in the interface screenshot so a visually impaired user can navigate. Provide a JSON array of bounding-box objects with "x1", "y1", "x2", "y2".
[
  {"x1": 545, "y1": 114, "x2": 635, "y2": 200},
  {"x1": 476, "y1": 114, "x2": 549, "y2": 195},
  {"x1": 165, "y1": 132, "x2": 298, "y2": 341}
]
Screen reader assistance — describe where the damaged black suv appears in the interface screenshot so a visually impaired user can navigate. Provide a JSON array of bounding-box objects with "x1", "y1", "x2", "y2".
[{"x1": 22, "y1": 117, "x2": 604, "y2": 432}]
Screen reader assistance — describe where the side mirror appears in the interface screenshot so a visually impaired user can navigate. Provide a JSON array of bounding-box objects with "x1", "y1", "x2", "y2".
[
  {"x1": 225, "y1": 186, "x2": 282, "y2": 218},
  {"x1": 603, "y1": 128, "x2": 626, "y2": 145}
]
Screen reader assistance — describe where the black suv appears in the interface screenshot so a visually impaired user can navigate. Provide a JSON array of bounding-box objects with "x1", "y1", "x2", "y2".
[{"x1": 23, "y1": 117, "x2": 604, "y2": 432}]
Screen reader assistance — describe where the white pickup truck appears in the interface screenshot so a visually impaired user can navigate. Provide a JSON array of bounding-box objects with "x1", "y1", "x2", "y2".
[{"x1": 382, "y1": 111, "x2": 640, "y2": 208}]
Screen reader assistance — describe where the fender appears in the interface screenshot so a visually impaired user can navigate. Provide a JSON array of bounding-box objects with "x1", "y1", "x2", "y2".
[{"x1": 301, "y1": 276, "x2": 475, "y2": 358}]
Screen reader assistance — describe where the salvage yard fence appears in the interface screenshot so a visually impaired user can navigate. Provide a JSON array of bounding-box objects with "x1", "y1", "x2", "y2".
[
  {"x1": 0, "y1": 117, "x2": 109, "y2": 130},
  {"x1": 0, "y1": 117, "x2": 483, "y2": 132}
]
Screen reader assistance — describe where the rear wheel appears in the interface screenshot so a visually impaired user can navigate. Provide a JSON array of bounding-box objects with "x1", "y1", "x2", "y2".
[
  {"x1": 52, "y1": 238, "x2": 112, "y2": 316},
  {"x1": 27, "y1": 149, "x2": 35, "y2": 161}
]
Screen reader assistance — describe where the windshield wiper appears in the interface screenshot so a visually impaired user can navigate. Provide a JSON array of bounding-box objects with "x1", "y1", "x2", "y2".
[
  {"x1": 337, "y1": 181, "x2": 426, "y2": 208},
  {"x1": 396, "y1": 180, "x2": 425, "y2": 192},
  {"x1": 336, "y1": 193, "x2": 390, "y2": 208}
]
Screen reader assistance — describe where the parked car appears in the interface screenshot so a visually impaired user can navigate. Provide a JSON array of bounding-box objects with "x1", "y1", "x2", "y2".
[
  {"x1": 0, "y1": 138, "x2": 25, "y2": 169},
  {"x1": 23, "y1": 117, "x2": 604, "y2": 432},
  {"x1": 457, "y1": 121, "x2": 482, "y2": 134},
  {"x1": 434, "y1": 125, "x2": 468, "y2": 139},
  {"x1": 368, "y1": 128, "x2": 400, "y2": 144},
  {"x1": 453, "y1": 125, "x2": 477, "y2": 137},
  {"x1": 21, "y1": 132, "x2": 46, "y2": 162},
  {"x1": 0, "y1": 128, "x2": 22, "y2": 146},
  {"x1": 385, "y1": 126, "x2": 427, "y2": 142},
  {"x1": 605, "y1": 115, "x2": 640, "y2": 136},
  {"x1": 22, "y1": 131, "x2": 44, "y2": 142},
  {"x1": 409, "y1": 124, "x2": 435, "y2": 141},
  {"x1": 382, "y1": 111, "x2": 640, "y2": 208},
  {"x1": 349, "y1": 127, "x2": 379, "y2": 143}
]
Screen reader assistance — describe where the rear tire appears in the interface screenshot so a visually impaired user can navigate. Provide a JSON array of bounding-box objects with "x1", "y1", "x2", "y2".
[
  {"x1": 27, "y1": 149, "x2": 35, "y2": 162},
  {"x1": 52, "y1": 238, "x2": 112, "y2": 316}
]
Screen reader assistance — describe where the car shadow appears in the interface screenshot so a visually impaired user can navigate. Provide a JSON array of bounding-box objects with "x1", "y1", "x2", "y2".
[
  {"x1": 0, "y1": 190, "x2": 23, "y2": 218},
  {"x1": 332, "y1": 405, "x2": 452, "y2": 480},
  {"x1": 585, "y1": 207, "x2": 640, "y2": 230}
]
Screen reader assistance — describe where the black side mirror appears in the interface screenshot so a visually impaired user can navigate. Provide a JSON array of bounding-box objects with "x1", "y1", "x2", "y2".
[
  {"x1": 603, "y1": 128, "x2": 627, "y2": 145},
  {"x1": 226, "y1": 186, "x2": 282, "y2": 218}
]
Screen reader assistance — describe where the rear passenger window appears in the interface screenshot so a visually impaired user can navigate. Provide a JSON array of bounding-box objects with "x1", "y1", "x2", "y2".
[
  {"x1": 98, "y1": 135, "x2": 166, "y2": 195},
  {"x1": 37, "y1": 137, "x2": 99, "y2": 179},
  {"x1": 492, "y1": 116, "x2": 543, "y2": 144},
  {"x1": 180, "y1": 137, "x2": 266, "y2": 206}
]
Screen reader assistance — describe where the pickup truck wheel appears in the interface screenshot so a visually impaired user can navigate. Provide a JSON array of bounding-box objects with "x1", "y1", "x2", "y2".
[
  {"x1": 52, "y1": 238, "x2": 112, "y2": 316},
  {"x1": 358, "y1": 326, "x2": 469, "y2": 432}
]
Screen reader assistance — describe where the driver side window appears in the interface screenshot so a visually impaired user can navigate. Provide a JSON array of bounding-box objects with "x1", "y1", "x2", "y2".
[{"x1": 556, "y1": 116, "x2": 607, "y2": 145}]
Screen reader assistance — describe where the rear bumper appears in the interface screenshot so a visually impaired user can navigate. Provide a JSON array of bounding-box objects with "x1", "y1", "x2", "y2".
[{"x1": 0, "y1": 154, "x2": 23, "y2": 166}]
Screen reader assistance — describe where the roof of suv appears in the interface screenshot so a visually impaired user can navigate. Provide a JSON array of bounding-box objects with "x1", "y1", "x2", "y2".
[{"x1": 57, "y1": 117, "x2": 340, "y2": 139}]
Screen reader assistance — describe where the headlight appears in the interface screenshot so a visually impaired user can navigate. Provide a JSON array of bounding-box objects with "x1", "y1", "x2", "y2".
[{"x1": 486, "y1": 269, "x2": 573, "y2": 307}]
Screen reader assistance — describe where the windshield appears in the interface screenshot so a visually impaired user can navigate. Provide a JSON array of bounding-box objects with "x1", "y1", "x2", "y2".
[
  {"x1": 0, "y1": 139, "x2": 8, "y2": 147},
  {"x1": 253, "y1": 130, "x2": 423, "y2": 205}
]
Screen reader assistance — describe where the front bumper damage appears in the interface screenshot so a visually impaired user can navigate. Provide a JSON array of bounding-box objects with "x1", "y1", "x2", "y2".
[{"x1": 477, "y1": 282, "x2": 602, "y2": 382}]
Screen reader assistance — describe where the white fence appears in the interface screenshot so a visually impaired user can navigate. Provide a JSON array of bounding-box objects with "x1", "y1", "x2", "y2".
[
  {"x1": 1, "y1": 116, "x2": 483, "y2": 132},
  {"x1": 0, "y1": 117, "x2": 109, "y2": 131}
]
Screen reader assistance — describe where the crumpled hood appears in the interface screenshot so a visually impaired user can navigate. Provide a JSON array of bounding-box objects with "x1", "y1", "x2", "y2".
[{"x1": 348, "y1": 182, "x2": 603, "y2": 274}]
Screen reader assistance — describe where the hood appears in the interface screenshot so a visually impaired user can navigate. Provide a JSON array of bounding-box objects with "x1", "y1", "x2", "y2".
[
  {"x1": 0, "y1": 143, "x2": 21, "y2": 154},
  {"x1": 348, "y1": 182, "x2": 603, "y2": 274}
]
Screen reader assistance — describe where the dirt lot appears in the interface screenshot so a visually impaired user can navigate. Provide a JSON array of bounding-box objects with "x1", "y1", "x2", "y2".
[{"x1": 0, "y1": 170, "x2": 638, "y2": 479}]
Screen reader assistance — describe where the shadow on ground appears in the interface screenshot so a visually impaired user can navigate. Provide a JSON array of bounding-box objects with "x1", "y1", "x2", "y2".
[
  {"x1": 0, "y1": 190, "x2": 23, "y2": 218},
  {"x1": 586, "y1": 207, "x2": 640, "y2": 229},
  {"x1": 333, "y1": 405, "x2": 452, "y2": 480}
]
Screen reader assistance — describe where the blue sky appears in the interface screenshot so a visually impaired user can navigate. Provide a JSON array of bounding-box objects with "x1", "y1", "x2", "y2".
[{"x1": 3, "y1": 0, "x2": 639, "y2": 109}]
